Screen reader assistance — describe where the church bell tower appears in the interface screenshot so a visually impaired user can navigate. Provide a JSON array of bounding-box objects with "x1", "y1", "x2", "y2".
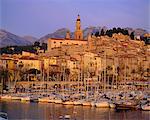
[{"x1": 74, "y1": 15, "x2": 83, "y2": 40}]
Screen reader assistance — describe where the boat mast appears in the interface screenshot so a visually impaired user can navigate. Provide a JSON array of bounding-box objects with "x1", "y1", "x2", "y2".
[{"x1": 104, "y1": 50, "x2": 107, "y2": 92}]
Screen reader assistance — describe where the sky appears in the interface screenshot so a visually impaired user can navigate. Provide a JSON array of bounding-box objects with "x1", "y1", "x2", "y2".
[{"x1": 0, "y1": 0, "x2": 150, "y2": 38}]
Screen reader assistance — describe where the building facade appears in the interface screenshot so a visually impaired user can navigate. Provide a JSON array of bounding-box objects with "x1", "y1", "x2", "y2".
[{"x1": 47, "y1": 15, "x2": 87, "y2": 51}]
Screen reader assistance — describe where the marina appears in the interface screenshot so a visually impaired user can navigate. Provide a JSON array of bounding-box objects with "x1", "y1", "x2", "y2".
[
  {"x1": 0, "y1": 88, "x2": 150, "y2": 111},
  {"x1": 0, "y1": 1, "x2": 150, "y2": 120}
]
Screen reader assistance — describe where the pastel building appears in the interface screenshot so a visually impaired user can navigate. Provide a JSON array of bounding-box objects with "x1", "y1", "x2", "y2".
[{"x1": 18, "y1": 57, "x2": 42, "y2": 70}]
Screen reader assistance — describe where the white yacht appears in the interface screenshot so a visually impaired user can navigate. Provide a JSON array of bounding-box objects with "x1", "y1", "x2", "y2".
[
  {"x1": 141, "y1": 103, "x2": 150, "y2": 111},
  {"x1": 95, "y1": 99, "x2": 110, "y2": 108},
  {"x1": 54, "y1": 99, "x2": 63, "y2": 104},
  {"x1": 38, "y1": 97, "x2": 51, "y2": 103},
  {"x1": 73, "y1": 100, "x2": 83, "y2": 105},
  {"x1": 82, "y1": 100, "x2": 91, "y2": 106},
  {"x1": 0, "y1": 112, "x2": 8, "y2": 120},
  {"x1": 21, "y1": 96, "x2": 30, "y2": 101}
]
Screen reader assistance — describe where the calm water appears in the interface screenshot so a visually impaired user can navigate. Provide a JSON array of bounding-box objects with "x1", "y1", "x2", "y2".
[{"x1": 0, "y1": 100, "x2": 149, "y2": 120}]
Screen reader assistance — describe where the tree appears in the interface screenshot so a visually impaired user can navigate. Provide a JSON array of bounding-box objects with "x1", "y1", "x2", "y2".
[
  {"x1": 141, "y1": 36, "x2": 150, "y2": 45},
  {"x1": 123, "y1": 29, "x2": 129, "y2": 35},
  {"x1": 112, "y1": 27, "x2": 117, "y2": 33},
  {"x1": 95, "y1": 31, "x2": 99, "y2": 37},
  {"x1": 106, "y1": 30, "x2": 113, "y2": 37},
  {"x1": 41, "y1": 43, "x2": 47, "y2": 52},
  {"x1": 34, "y1": 41, "x2": 40, "y2": 47},
  {"x1": 100, "y1": 29, "x2": 105, "y2": 36},
  {"x1": 117, "y1": 27, "x2": 122, "y2": 33},
  {"x1": 130, "y1": 32, "x2": 135, "y2": 40},
  {"x1": 0, "y1": 68, "x2": 12, "y2": 91}
]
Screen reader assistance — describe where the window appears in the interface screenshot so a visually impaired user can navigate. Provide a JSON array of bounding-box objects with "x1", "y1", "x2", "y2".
[{"x1": 54, "y1": 41, "x2": 56, "y2": 44}]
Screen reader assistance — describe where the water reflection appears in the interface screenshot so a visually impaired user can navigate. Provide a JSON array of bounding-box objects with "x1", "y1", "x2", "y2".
[{"x1": 0, "y1": 101, "x2": 149, "y2": 120}]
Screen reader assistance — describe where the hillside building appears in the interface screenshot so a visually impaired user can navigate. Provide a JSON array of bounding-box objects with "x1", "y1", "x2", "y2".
[{"x1": 47, "y1": 15, "x2": 87, "y2": 52}]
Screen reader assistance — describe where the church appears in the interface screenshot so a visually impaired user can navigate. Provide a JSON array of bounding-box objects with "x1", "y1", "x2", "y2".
[{"x1": 47, "y1": 15, "x2": 88, "y2": 52}]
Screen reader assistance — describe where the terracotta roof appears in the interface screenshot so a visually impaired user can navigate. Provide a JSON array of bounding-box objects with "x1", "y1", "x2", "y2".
[{"x1": 19, "y1": 56, "x2": 39, "y2": 60}]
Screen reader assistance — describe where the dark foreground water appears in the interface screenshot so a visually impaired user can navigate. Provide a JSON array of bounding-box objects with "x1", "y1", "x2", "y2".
[{"x1": 0, "y1": 100, "x2": 149, "y2": 120}]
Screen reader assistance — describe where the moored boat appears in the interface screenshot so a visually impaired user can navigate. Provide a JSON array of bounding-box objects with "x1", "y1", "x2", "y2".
[
  {"x1": 109, "y1": 103, "x2": 116, "y2": 108},
  {"x1": 91, "y1": 101, "x2": 96, "y2": 107},
  {"x1": 95, "y1": 101, "x2": 110, "y2": 108},
  {"x1": 38, "y1": 97, "x2": 51, "y2": 103},
  {"x1": 82, "y1": 101, "x2": 91, "y2": 106},
  {"x1": 21, "y1": 96, "x2": 30, "y2": 101},
  {"x1": 63, "y1": 101, "x2": 74, "y2": 105},
  {"x1": 115, "y1": 103, "x2": 138, "y2": 110},
  {"x1": 0, "y1": 112, "x2": 8, "y2": 120},
  {"x1": 141, "y1": 103, "x2": 150, "y2": 111},
  {"x1": 73, "y1": 100, "x2": 83, "y2": 105},
  {"x1": 54, "y1": 99, "x2": 63, "y2": 104},
  {"x1": 11, "y1": 96, "x2": 21, "y2": 100},
  {"x1": 1, "y1": 95, "x2": 12, "y2": 100}
]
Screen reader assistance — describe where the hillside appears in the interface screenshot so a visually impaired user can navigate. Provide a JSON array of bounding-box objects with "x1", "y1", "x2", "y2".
[
  {"x1": 23, "y1": 36, "x2": 38, "y2": 43},
  {"x1": 38, "y1": 28, "x2": 69, "y2": 43},
  {"x1": 0, "y1": 29, "x2": 32, "y2": 48}
]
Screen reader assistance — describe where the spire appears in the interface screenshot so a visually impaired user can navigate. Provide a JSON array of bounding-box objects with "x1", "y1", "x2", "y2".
[
  {"x1": 77, "y1": 14, "x2": 80, "y2": 21},
  {"x1": 66, "y1": 30, "x2": 70, "y2": 39},
  {"x1": 74, "y1": 15, "x2": 83, "y2": 40}
]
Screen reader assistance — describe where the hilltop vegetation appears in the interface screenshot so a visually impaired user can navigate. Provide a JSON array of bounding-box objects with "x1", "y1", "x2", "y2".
[{"x1": 0, "y1": 42, "x2": 47, "y2": 55}]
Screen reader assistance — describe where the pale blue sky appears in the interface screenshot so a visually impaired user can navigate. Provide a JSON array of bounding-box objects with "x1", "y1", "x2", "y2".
[{"x1": 0, "y1": 0, "x2": 150, "y2": 37}]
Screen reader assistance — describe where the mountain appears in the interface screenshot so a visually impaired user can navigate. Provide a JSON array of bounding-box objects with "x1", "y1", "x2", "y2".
[
  {"x1": 0, "y1": 29, "x2": 32, "y2": 48},
  {"x1": 83, "y1": 26, "x2": 99, "y2": 38},
  {"x1": 124, "y1": 27, "x2": 148, "y2": 36},
  {"x1": 83, "y1": 26, "x2": 108, "y2": 38},
  {"x1": 38, "y1": 27, "x2": 103, "y2": 43},
  {"x1": 38, "y1": 27, "x2": 148, "y2": 43},
  {"x1": 23, "y1": 35, "x2": 38, "y2": 43},
  {"x1": 38, "y1": 28, "x2": 69, "y2": 43},
  {"x1": 134, "y1": 28, "x2": 148, "y2": 36}
]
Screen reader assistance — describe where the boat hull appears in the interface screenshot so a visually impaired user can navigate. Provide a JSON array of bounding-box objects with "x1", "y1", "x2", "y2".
[
  {"x1": 95, "y1": 101, "x2": 110, "y2": 108},
  {"x1": 115, "y1": 104, "x2": 138, "y2": 110}
]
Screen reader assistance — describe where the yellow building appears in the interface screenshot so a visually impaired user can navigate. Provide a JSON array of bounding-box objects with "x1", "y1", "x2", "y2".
[
  {"x1": 43, "y1": 57, "x2": 57, "y2": 70},
  {"x1": 18, "y1": 57, "x2": 42, "y2": 70},
  {"x1": 66, "y1": 57, "x2": 79, "y2": 74},
  {"x1": 48, "y1": 15, "x2": 87, "y2": 51},
  {"x1": 22, "y1": 51, "x2": 36, "y2": 57},
  {"x1": 83, "y1": 52, "x2": 102, "y2": 75},
  {"x1": 0, "y1": 58, "x2": 16, "y2": 70}
]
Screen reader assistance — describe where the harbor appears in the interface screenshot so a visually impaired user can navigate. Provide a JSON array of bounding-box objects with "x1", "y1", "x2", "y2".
[
  {"x1": 0, "y1": 1, "x2": 150, "y2": 119},
  {"x1": 0, "y1": 82, "x2": 150, "y2": 111}
]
